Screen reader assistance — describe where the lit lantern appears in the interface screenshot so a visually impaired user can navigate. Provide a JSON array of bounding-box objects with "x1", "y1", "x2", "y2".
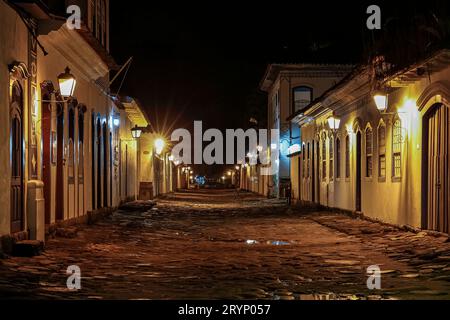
[
  {"x1": 131, "y1": 125, "x2": 142, "y2": 139},
  {"x1": 168, "y1": 155, "x2": 174, "y2": 161},
  {"x1": 373, "y1": 91, "x2": 388, "y2": 112},
  {"x1": 327, "y1": 115, "x2": 341, "y2": 131},
  {"x1": 57, "y1": 67, "x2": 77, "y2": 98},
  {"x1": 154, "y1": 138, "x2": 165, "y2": 155}
]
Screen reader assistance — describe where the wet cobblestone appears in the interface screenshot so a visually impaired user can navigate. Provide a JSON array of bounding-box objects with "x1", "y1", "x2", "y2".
[{"x1": 1, "y1": 190, "x2": 450, "y2": 300}]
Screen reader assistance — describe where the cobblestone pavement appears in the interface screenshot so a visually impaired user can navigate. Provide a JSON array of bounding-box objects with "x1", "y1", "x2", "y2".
[{"x1": 1, "y1": 189, "x2": 450, "y2": 300}]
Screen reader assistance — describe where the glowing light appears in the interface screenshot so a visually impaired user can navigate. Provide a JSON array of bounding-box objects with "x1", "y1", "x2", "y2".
[
  {"x1": 271, "y1": 143, "x2": 277, "y2": 150},
  {"x1": 373, "y1": 93, "x2": 388, "y2": 112},
  {"x1": 235, "y1": 165, "x2": 240, "y2": 170},
  {"x1": 58, "y1": 67, "x2": 76, "y2": 98},
  {"x1": 227, "y1": 171, "x2": 232, "y2": 176},
  {"x1": 154, "y1": 138, "x2": 165, "y2": 155},
  {"x1": 113, "y1": 118, "x2": 120, "y2": 127},
  {"x1": 256, "y1": 145, "x2": 263, "y2": 152},
  {"x1": 131, "y1": 125, "x2": 142, "y2": 139},
  {"x1": 287, "y1": 144, "x2": 301, "y2": 155},
  {"x1": 327, "y1": 116, "x2": 341, "y2": 130}
]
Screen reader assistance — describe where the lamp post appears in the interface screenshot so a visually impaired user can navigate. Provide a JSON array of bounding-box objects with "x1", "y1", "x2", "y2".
[{"x1": 131, "y1": 125, "x2": 143, "y2": 200}]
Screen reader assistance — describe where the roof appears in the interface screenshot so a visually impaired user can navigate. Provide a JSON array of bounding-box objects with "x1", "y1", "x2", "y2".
[
  {"x1": 259, "y1": 63, "x2": 354, "y2": 92},
  {"x1": 288, "y1": 49, "x2": 450, "y2": 124},
  {"x1": 118, "y1": 96, "x2": 150, "y2": 128}
]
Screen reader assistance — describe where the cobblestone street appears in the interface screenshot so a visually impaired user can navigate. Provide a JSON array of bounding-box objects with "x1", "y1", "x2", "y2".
[{"x1": 1, "y1": 190, "x2": 450, "y2": 300}]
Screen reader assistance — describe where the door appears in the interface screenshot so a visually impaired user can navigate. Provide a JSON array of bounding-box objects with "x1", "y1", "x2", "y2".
[
  {"x1": 423, "y1": 103, "x2": 450, "y2": 234},
  {"x1": 10, "y1": 82, "x2": 24, "y2": 233},
  {"x1": 56, "y1": 104, "x2": 64, "y2": 221},
  {"x1": 356, "y1": 131, "x2": 362, "y2": 212},
  {"x1": 42, "y1": 98, "x2": 52, "y2": 224},
  {"x1": 103, "y1": 122, "x2": 108, "y2": 208},
  {"x1": 97, "y1": 119, "x2": 102, "y2": 209}
]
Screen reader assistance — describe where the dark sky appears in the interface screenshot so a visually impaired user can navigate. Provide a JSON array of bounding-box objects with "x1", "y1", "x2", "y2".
[{"x1": 108, "y1": 1, "x2": 448, "y2": 176}]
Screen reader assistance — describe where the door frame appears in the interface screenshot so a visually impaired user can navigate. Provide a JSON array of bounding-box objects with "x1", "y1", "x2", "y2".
[
  {"x1": 10, "y1": 81, "x2": 24, "y2": 233},
  {"x1": 422, "y1": 102, "x2": 449, "y2": 232},
  {"x1": 356, "y1": 131, "x2": 362, "y2": 212}
]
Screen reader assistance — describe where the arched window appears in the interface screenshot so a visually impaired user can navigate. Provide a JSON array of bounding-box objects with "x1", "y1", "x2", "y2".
[
  {"x1": 378, "y1": 121, "x2": 386, "y2": 180},
  {"x1": 392, "y1": 117, "x2": 403, "y2": 180},
  {"x1": 365, "y1": 125, "x2": 373, "y2": 178},
  {"x1": 321, "y1": 132, "x2": 327, "y2": 181},
  {"x1": 293, "y1": 86, "x2": 313, "y2": 113},
  {"x1": 336, "y1": 137, "x2": 341, "y2": 178},
  {"x1": 329, "y1": 136, "x2": 334, "y2": 180},
  {"x1": 345, "y1": 135, "x2": 350, "y2": 178}
]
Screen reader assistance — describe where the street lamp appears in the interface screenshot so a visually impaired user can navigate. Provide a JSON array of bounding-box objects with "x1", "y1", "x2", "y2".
[
  {"x1": 154, "y1": 138, "x2": 165, "y2": 155},
  {"x1": 131, "y1": 125, "x2": 142, "y2": 139},
  {"x1": 57, "y1": 66, "x2": 77, "y2": 98},
  {"x1": 327, "y1": 115, "x2": 341, "y2": 131},
  {"x1": 373, "y1": 90, "x2": 388, "y2": 112}
]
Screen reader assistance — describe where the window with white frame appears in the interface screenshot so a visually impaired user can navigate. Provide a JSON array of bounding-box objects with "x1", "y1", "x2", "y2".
[
  {"x1": 378, "y1": 122, "x2": 386, "y2": 180},
  {"x1": 345, "y1": 135, "x2": 350, "y2": 178},
  {"x1": 329, "y1": 136, "x2": 334, "y2": 180},
  {"x1": 302, "y1": 143, "x2": 306, "y2": 178},
  {"x1": 392, "y1": 117, "x2": 402, "y2": 180},
  {"x1": 322, "y1": 132, "x2": 327, "y2": 181},
  {"x1": 365, "y1": 126, "x2": 373, "y2": 178},
  {"x1": 293, "y1": 87, "x2": 313, "y2": 113},
  {"x1": 336, "y1": 137, "x2": 341, "y2": 178}
]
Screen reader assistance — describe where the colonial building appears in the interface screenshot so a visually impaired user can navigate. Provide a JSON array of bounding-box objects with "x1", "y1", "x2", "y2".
[
  {"x1": 0, "y1": 0, "x2": 147, "y2": 251},
  {"x1": 255, "y1": 64, "x2": 352, "y2": 198},
  {"x1": 290, "y1": 49, "x2": 450, "y2": 234}
]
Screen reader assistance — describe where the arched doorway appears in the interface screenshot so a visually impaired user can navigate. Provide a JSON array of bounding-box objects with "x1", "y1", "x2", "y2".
[
  {"x1": 422, "y1": 103, "x2": 450, "y2": 234},
  {"x1": 10, "y1": 81, "x2": 24, "y2": 233}
]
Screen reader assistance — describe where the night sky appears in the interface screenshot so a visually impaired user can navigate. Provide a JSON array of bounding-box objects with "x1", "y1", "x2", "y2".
[{"x1": 109, "y1": 1, "x2": 449, "y2": 176}]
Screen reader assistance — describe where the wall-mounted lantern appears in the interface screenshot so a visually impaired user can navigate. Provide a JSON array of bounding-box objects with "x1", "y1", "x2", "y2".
[
  {"x1": 131, "y1": 125, "x2": 142, "y2": 139},
  {"x1": 373, "y1": 90, "x2": 389, "y2": 113},
  {"x1": 57, "y1": 66, "x2": 77, "y2": 98},
  {"x1": 327, "y1": 115, "x2": 341, "y2": 131}
]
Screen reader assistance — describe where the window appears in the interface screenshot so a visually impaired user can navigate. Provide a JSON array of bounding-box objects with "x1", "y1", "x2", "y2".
[
  {"x1": 68, "y1": 108, "x2": 75, "y2": 183},
  {"x1": 302, "y1": 143, "x2": 306, "y2": 178},
  {"x1": 329, "y1": 136, "x2": 334, "y2": 180},
  {"x1": 365, "y1": 126, "x2": 373, "y2": 178},
  {"x1": 336, "y1": 137, "x2": 341, "y2": 178},
  {"x1": 378, "y1": 123, "x2": 386, "y2": 180},
  {"x1": 392, "y1": 118, "x2": 402, "y2": 180},
  {"x1": 345, "y1": 135, "x2": 350, "y2": 178},
  {"x1": 78, "y1": 111, "x2": 85, "y2": 183},
  {"x1": 293, "y1": 87, "x2": 313, "y2": 113},
  {"x1": 322, "y1": 133, "x2": 327, "y2": 181},
  {"x1": 307, "y1": 143, "x2": 311, "y2": 178}
]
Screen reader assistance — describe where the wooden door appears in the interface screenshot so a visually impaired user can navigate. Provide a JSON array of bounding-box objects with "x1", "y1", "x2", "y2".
[
  {"x1": 42, "y1": 99, "x2": 52, "y2": 224},
  {"x1": 424, "y1": 103, "x2": 450, "y2": 234},
  {"x1": 10, "y1": 82, "x2": 24, "y2": 233}
]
